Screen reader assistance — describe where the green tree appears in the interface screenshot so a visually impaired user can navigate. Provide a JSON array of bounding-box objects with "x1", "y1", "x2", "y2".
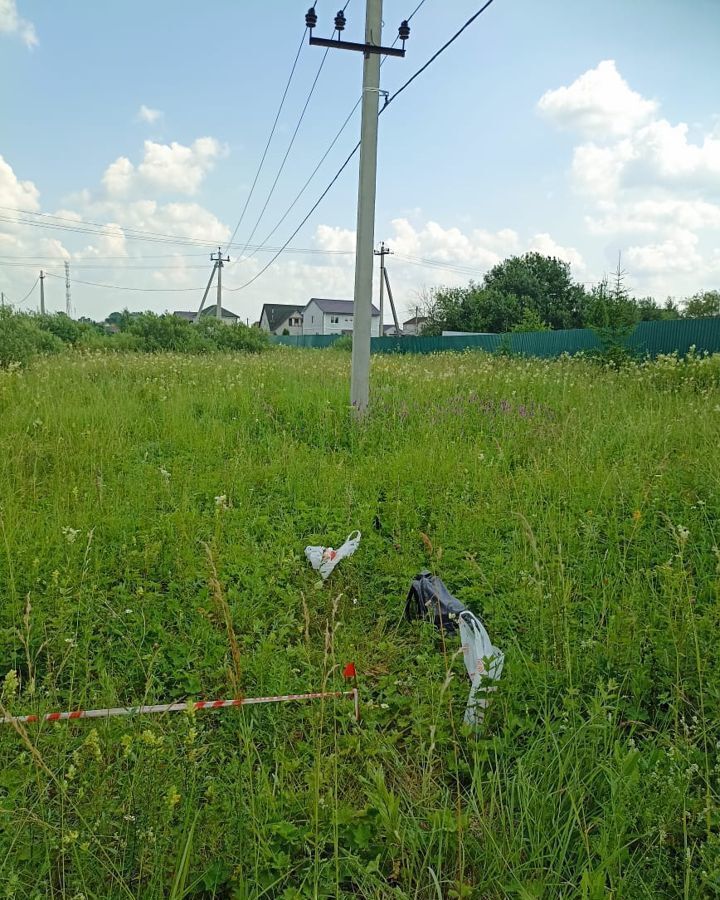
[
  {"x1": 482, "y1": 252, "x2": 588, "y2": 330},
  {"x1": 684, "y1": 290, "x2": 720, "y2": 318},
  {"x1": 511, "y1": 307, "x2": 551, "y2": 333}
]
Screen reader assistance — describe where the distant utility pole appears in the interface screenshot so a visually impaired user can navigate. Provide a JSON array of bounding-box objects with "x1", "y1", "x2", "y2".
[
  {"x1": 194, "y1": 258, "x2": 218, "y2": 323},
  {"x1": 1, "y1": 292, "x2": 5, "y2": 309},
  {"x1": 211, "y1": 247, "x2": 230, "y2": 320},
  {"x1": 306, "y1": 3, "x2": 409, "y2": 415},
  {"x1": 64, "y1": 261, "x2": 71, "y2": 317},
  {"x1": 39, "y1": 270, "x2": 45, "y2": 315},
  {"x1": 382, "y1": 264, "x2": 401, "y2": 335},
  {"x1": 374, "y1": 241, "x2": 392, "y2": 336}
]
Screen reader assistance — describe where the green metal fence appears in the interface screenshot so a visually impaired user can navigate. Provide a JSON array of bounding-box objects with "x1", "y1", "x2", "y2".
[{"x1": 270, "y1": 317, "x2": 720, "y2": 358}]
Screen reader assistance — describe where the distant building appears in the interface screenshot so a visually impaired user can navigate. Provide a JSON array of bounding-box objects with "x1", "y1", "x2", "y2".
[
  {"x1": 259, "y1": 303, "x2": 304, "y2": 335},
  {"x1": 403, "y1": 315, "x2": 428, "y2": 335},
  {"x1": 383, "y1": 323, "x2": 403, "y2": 336},
  {"x1": 174, "y1": 307, "x2": 240, "y2": 326},
  {"x1": 303, "y1": 298, "x2": 381, "y2": 337}
]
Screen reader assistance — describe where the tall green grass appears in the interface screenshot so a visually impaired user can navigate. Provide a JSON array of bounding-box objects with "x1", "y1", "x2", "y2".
[{"x1": 0, "y1": 349, "x2": 719, "y2": 897}]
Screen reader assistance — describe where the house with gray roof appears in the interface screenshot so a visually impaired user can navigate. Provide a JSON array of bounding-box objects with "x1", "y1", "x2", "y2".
[
  {"x1": 259, "y1": 303, "x2": 304, "y2": 335},
  {"x1": 174, "y1": 306, "x2": 240, "y2": 325},
  {"x1": 302, "y1": 298, "x2": 381, "y2": 337}
]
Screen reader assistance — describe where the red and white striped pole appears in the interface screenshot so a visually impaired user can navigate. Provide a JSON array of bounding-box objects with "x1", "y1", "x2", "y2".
[{"x1": 0, "y1": 688, "x2": 360, "y2": 726}]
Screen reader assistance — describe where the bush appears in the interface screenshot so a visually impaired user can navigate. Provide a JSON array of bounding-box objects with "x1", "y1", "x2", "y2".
[
  {"x1": 34, "y1": 312, "x2": 89, "y2": 345},
  {"x1": 0, "y1": 308, "x2": 64, "y2": 368},
  {"x1": 126, "y1": 312, "x2": 210, "y2": 353},
  {"x1": 194, "y1": 317, "x2": 270, "y2": 353},
  {"x1": 332, "y1": 335, "x2": 353, "y2": 351}
]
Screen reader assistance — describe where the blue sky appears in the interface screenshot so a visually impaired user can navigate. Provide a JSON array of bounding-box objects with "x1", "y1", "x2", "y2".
[{"x1": 1, "y1": 0, "x2": 719, "y2": 321}]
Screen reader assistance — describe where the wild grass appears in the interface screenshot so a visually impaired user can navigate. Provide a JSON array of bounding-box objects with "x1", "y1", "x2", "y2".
[{"x1": 0, "y1": 348, "x2": 719, "y2": 898}]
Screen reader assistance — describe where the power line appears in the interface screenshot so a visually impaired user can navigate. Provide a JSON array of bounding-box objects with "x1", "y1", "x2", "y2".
[
  {"x1": 44, "y1": 272, "x2": 206, "y2": 293},
  {"x1": 16, "y1": 277, "x2": 38, "y2": 306},
  {"x1": 228, "y1": 0, "x2": 498, "y2": 293},
  {"x1": 234, "y1": 38, "x2": 335, "y2": 265},
  {"x1": 226, "y1": 141, "x2": 361, "y2": 292},
  {"x1": 246, "y1": 0, "x2": 413, "y2": 261},
  {"x1": 222, "y1": 28, "x2": 307, "y2": 254},
  {"x1": 0, "y1": 211, "x2": 356, "y2": 257},
  {"x1": 382, "y1": 0, "x2": 496, "y2": 112},
  {"x1": 406, "y1": 0, "x2": 428, "y2": 21}
]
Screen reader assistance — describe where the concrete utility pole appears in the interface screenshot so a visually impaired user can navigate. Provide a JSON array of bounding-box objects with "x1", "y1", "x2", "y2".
[
  {"x1": 194, "y1": 260, "x2": 218, "y2": 324},
  {"x1": 64, "y1": 260, "x2": 71, "y2": 317},
  {"x1": 306, "y1": 3, "x2": 409, "y2": 415},
  {"x1": 350, "y1": 0, "x2": 383, "y2": 412},
  {"x1": 382, "y1": 265, "x2": 401, "y2": 335},
  {"x1": 374, "y1": 241, "x2": 392, "y2": 336},
  {"x1": 1, "y1": 292, "x2": 5, "y2": 309},
  {"x1": 39, "y1": 270, "x2": 45, "y2": 314},
  {"x1": 211, "y1": 247, "x2": 230, "y2": 320}
]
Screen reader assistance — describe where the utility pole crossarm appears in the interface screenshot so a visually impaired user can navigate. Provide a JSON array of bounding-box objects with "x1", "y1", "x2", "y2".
[{"x1": 305, "y1": 7, "x2": 410, "y2": 57}]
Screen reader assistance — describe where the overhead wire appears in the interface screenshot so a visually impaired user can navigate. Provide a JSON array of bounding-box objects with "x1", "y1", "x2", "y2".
[
  {"x1": 233, "y1": 0, "x2": 353, "y2": 264},
  {"x1": 44, "y1": 272, "x2": 206, "y2": 293},
  {"x1": 228, "y1": 0, "x2": 498, "y2": 293},
  {"x1": 2, "y1": 1, "x2": 498, "y2": 297},
  {"x1": 229, "y1": 0, "x2": 410, "y2": 272},
  {"x1": 15, "y1": 277, "x2": 39, "y2": 306},
  {"x1": 222, "y1": 27, "x2": 307, "y2": 255}
]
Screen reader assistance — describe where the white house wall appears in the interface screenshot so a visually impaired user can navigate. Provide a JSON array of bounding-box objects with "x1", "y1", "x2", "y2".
[{"x1": 302, "y1": 300, "x2": 379, "y2": 336}]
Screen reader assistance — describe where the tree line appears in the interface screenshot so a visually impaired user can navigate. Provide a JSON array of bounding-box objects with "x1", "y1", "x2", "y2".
[
  {"x1": 421, "y1": 252, "x2": 720, "y2": 336},
  {"x1": 0, "y1": 308, "x2": 268, "y2": 368}
]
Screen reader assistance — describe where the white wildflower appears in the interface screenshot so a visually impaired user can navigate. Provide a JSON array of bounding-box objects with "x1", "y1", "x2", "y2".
[{"x1": 62, "y1": 526, "x2": 80, "y2": 544}]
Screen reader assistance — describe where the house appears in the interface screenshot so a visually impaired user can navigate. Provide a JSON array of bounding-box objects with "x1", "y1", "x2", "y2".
[
  {"x1": 303, "y1": 298, "x2": 381, "y2": 337},
  {"x1": 259, "y1": 303, "x2": 304, "y2": 335},
  {"x1": 403, "y1": 315, "x2": 428, "y2": 335},
  {"x1": 383, "y1": 323, "x2": 403, "y2": 336},
  {"x1": 174, "y1": 306, "x2": 240, "y2": 326}
]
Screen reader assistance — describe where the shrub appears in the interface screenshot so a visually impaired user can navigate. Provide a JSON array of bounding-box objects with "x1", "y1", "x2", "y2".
[
  {"x1": 0, "y1": 308, "x2": 64, "y2": 368},
  {"x1": 332, "y1": 334, "x2": 353, "y2": 351},
  {"x1": 194, "y1": 317, "x2": 270, "y2": 353}
]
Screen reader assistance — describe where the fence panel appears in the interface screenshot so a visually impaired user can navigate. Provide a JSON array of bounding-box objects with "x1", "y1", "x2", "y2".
[
  {"x1": 269, "y1": 318, "x2": 720, "y2": 357},
  {"x1": 625, "y1": 318, "x2": 720, "y2": 357},
  {"x1": 507, "y1": 328, "x2": 601, "y2": 357}
]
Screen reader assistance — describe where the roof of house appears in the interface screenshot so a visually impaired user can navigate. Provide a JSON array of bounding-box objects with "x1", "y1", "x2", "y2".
[
  {"x1": 309, "y1": 298, "x2": 380, "y2": 316},
  {"x1": 260, "y1": 303, "x2": 304, "y2": 331},
  {"x1": 383, "y1": 324, "x2": 402, "y2": 335},
  {"x1": 403, "y1": 315, "x2": 428, "y2": 325},
  {"x1": 174, "y1": 307, "x2": 239, "y2": 321}
]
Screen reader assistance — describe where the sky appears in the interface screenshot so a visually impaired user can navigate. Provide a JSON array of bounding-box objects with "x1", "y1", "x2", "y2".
[{"x1": 1, "y1": 0, "x2": 719, "y2": 323}]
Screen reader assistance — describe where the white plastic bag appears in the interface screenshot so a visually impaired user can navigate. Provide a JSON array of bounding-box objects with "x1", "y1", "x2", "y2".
[
  {"x1": 458, "y1": 610, "x2": 504, "y2": 727},
  {"x1": 305, "y1": 531, "x2": 361, "y2": 581}
]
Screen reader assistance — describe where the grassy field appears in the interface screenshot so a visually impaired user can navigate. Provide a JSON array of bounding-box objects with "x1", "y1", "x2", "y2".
[{"x1": 1, "y1": 348, "x2": 719, "y2": 898}]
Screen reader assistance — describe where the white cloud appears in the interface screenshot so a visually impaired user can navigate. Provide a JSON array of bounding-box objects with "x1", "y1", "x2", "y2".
[
  {"x1": 625, "y1": 230, "x2": 703, "y2": 274},
  {"x1": 586, "y1": 198, "x2": 720, "y2": 235},
  {"x1": 102, "y1": 157, "x2": 135, "y2": 196},
  {"x1": 101, "y1": 137, "x2": 227, "y2": 197},
  {"x1": 541, "y1": 60, "x2": 720, "y2": 293},
  {"x1": 137, "y1": 104, "x2": 162, "y2": 124},
  {"x1": 314, "y1": 224, "x2": 355, "y2": 254},
  {"x1": 0, "y1": 0, "x2": 37, "y2": 48},
  {"x1": 538, "y1": 60, "x2": 656, "y2": 138},
  {"x1": 528, "y1": 233, "x2": 585, "y2": 270},
  {"x1": 138, "y1": 138, "x2": 225, "y2": 194},
  {"x1": 0, "y1": 154, "x2": 40, "y2": 213},
  {"x1": 386, "y1": 218, "x2": 521, "y2": 270}
]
